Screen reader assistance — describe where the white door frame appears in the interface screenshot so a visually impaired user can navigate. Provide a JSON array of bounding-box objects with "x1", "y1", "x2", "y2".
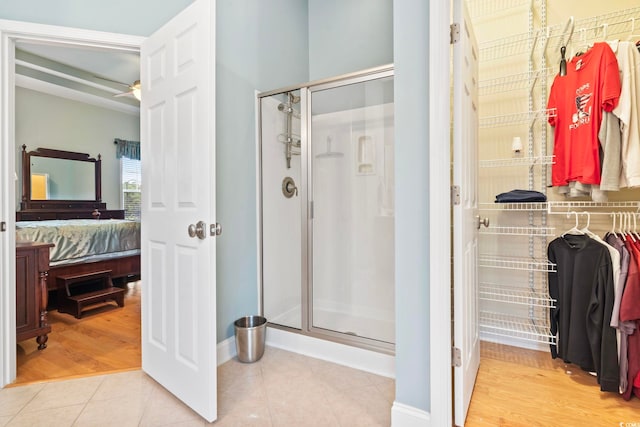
[
  {"x1": 0, "y1": 19, "x2": 144, "y2": 387},
  {"x1": 429, "y1": 1, "x2": 454, "y2": 426}
]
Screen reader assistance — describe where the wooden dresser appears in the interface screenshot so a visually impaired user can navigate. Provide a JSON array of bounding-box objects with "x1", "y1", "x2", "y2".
[
  {"x1": 16, "y1": 241, "x2": 54, "y2": 350},
  {"x1": 16, "y1": 206, "x2": 125, "y2": 221}
]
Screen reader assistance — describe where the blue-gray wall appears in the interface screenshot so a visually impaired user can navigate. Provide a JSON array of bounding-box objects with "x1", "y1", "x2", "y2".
[
  {"x1": 393, "y1": 0, "x2": 431, "y2": 413},
  {"x1": 0, "y1": 0, "x2": 433, "y2": 416},
  {"x1": 308, "y1": 0, "x2": 393, "y2": 81},
  {"x1": 15, "y1": 87, "x2": 140, "y2": 209},
  {"x1": 217, "y1": 0, "x2": 394, "y2": 341},
  {"x1": 0, "y1": 0, "x2": 192, "y2": 36},
  {"x1": 216, "y1": 0, "x2": 309, "y2": 340}
]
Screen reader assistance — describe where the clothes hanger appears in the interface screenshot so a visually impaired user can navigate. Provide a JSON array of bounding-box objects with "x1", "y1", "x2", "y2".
[
  {"x1": 609, "y1": 212, "x2": 617, "y2": 237},
  {"x1": 601, "y1": 23, "x2": 608, "y2": 41},
  {"x1": 572, "y1": 28, "x2": 587, "y2": 58},
  {"x1": 558, "y1": 16, "x2": 574, "y2": 76},
  {"x1": 618, "y1": 212, "x2": 627, "y2": 242},
  {"x1": 633, "y1": 212, "x2": 640, "y2": 240},
  {"x1": 575, "y1": 23, "x2": 606, "y2": 58},
  {"x1": 616, "y1": 213, "x2": 623, "y2": 238},
  {"x1": 626, "y1": 212, "x2": 636, "y2": 242},
  {"x1": 579, "y1": 211, "x2": 595, "y2": 237},
  {"x1": 627, "y1": 18, "x2": 640, "y2": 42},
  {"x1": 562, "y1": 211, "x2": 584, "y2": 237}
]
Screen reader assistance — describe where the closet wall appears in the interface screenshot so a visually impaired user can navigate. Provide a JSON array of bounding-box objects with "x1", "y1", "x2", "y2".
[{"x1": 470, "y1": 0, "x2": 640, "y2": 351}]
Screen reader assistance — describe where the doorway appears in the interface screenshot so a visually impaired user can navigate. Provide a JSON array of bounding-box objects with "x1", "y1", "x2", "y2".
[
  {"x1": 0, "y1": 21, "x2": 145, "y2": 388},
  {"x1": 459, "y1": 1, "x2": 640, "y2": 425},
  {"x1": 13, "y1": 42, "x2": 142, "y2": 384}
]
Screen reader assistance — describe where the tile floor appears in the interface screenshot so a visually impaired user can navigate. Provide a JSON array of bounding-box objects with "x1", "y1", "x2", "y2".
[{"x1": 0, "y1": 346, "x2": 395, "y2": 426}]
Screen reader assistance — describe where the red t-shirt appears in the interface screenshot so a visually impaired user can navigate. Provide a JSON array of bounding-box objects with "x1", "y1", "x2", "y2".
[{"x1": 547, "y1": 42, "x2": 621, "y2": 186}]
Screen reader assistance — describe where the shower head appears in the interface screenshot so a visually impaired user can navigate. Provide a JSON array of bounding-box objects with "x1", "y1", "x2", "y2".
[{"x1": 316, "y1": 137, "x2": 344, "y2": 159}]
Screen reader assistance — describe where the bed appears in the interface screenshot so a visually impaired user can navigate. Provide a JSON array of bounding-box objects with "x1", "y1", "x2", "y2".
[
  {"x1": 16, "y1": 145, "x2": 141, "y2": 295},
  {"x1": 16, "y1": 219, "x2": 141, "y2": 291}
]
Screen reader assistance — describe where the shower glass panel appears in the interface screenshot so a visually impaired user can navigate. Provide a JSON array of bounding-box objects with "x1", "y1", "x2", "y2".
[
  {"x1": 261, "y1": 90, "x2": 302, "y2": 330},
  {"x1": 310, "y1": 76, "x2": 395, "y2": 344}
]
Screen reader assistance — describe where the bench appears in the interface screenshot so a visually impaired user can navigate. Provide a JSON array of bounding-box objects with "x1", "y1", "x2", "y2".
[{"x1": 56, "y1": 270, "x2": 125, "y2": 319}]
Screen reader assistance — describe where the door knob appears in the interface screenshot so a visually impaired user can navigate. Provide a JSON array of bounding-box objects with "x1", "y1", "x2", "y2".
[
  {"x1": 476, "y1": 215, "x2": 490, "y2": 229},
  {"x1": 187, "y1": 221, "x2": 207, "y2": 239}
]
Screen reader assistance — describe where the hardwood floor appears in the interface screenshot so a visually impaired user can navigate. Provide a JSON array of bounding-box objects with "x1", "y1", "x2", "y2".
[
  {"x1": 13, "y1": 281, "x2": 141, "y2": 385},
  {"x1": 466, "y1": 341, "x2": 640, "y2": 426}
]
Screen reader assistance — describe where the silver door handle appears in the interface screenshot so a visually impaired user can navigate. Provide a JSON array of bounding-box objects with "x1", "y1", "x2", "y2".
[
  {"x1": 476, "y1": 215, "x2": 490, "y2": 229},
  {"x1": 188, "y1": 221, "x2": 207, "y2": 239}
]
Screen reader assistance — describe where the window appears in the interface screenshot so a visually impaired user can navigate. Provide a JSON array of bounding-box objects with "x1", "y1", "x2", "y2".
[{"x1": 121, "y1": 157, "x2": 141, "y2": 221}]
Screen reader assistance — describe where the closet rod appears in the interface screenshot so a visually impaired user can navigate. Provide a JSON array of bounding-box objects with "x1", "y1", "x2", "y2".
[{"x1": 552, "y1": 211, "x2": 639, "y2": 216}]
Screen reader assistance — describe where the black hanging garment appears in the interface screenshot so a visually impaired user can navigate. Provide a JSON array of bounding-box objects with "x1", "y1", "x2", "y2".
[{"x1": 548, "y1": 234, "x2": 619, "y2": 392}]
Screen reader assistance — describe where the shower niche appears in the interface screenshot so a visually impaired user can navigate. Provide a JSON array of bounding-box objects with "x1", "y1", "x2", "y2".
[{"x1": 258, "y1": 66, "x2": 395, "y2": 353}]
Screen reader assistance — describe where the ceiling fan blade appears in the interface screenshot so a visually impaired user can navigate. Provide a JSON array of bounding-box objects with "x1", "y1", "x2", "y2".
[{"x1": 94, "y1": 75, "x2": 131, "y2": 88}]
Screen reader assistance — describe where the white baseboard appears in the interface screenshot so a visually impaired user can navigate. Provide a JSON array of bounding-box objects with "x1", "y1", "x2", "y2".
[
  {"x1": 218, "y1": 327, "x2": 395, "y2": 380},
  {"x1": 391, "y1": 402, "x2": 431, "y2": 427},
  {"x1": 217, "y1": 335, "x2": 236, "y2": 366},
  {"x1": 265, "y1": 327, "x2": 395, "y2": 378}
]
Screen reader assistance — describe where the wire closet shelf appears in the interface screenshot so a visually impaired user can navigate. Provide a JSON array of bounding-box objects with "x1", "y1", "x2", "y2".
[{"x1": 480, "y1": 311, "x2": 556, "y2": 345}]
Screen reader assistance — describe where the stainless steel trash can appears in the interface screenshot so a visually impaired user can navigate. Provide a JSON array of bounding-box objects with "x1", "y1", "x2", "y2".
[{"x1": 234, "y1": 315, "x2": 267, "y2": 363}]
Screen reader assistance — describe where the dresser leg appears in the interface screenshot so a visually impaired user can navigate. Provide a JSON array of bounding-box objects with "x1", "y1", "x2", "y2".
[{"x1": 36, "y1": 334, "x2": 48, "y2": 350}]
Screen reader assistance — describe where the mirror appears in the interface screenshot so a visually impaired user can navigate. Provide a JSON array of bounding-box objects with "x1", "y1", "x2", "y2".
[
  {"x1": 20, "y1": 145, "x2": 103, "y2": 210},
  {"x1": 30, "y1": 156, "x2": 95, "y2": 200}
]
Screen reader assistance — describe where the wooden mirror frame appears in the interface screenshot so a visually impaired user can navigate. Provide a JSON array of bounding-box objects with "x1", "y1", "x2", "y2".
[{"x1": 20, "y1": 144, "x2": 105, "y2": 212}]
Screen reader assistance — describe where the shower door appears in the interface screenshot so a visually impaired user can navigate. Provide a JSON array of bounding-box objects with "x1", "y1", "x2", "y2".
[
  {"x1": 308, "y1": 72, "x2": 395, "y2": 345},
  {"x1": 260, "y1": 91, "x2": 302, "y2": 330}
]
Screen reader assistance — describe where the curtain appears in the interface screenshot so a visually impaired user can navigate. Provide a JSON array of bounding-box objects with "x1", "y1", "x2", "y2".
[{"x1": 115, "y1": 138, "x2": 140, "y2": 160}]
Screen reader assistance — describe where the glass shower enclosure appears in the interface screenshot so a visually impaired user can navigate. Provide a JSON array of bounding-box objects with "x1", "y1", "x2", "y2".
[{"x1": 258, "y1": 66, "x2": 395, "y2": 352}]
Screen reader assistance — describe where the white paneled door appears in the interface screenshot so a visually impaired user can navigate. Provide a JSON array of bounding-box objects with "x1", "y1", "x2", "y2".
[
  {"x1": 452, "y1": 0, "x2": 480, "y2": 425},
  {"x1": 141, "y1": 0, "x2": 217, "y2": 422}
]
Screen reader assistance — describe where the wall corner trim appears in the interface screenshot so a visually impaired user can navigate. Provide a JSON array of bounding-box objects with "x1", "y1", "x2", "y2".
[
  {"x1": 217, "y1": 335, "x2": 236, "y2": 366},
  {"x1": 391, "y1": 402, "x2": 431, "y2": 427}
]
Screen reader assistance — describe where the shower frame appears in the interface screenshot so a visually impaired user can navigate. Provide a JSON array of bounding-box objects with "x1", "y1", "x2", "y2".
[{"x1": 257, "y1": 64, "x2": 395, "y2": 355}]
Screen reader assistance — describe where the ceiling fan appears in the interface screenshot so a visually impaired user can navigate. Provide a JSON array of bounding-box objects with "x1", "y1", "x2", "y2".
[
  {"x1": 115, "y1": 80, "x2": 141, "y2": 101},
  {"x1": 94, "y1": 76, "x2": 141, "y2": 101}
]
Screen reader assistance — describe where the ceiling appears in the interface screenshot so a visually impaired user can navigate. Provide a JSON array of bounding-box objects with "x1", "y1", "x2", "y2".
[{"x1": 15, "y1": 40, "x2": 140, "y2": 114}]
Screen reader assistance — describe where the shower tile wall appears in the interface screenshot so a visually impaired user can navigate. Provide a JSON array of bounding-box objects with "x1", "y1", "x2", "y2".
[{"x1": 310, "y1": 104, "x2": 395, "y2": 343}]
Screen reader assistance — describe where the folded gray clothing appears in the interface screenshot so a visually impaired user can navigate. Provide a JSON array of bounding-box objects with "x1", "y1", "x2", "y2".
[{"x1": 495, "y1": 189, "x2": 547, "y2": 203}]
